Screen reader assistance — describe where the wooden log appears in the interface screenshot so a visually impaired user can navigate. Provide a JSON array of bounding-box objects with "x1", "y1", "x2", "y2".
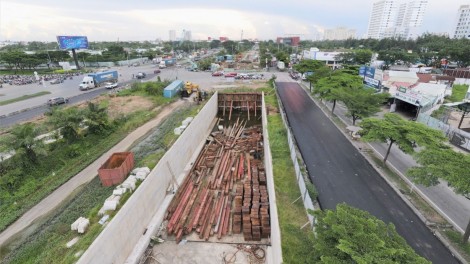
[
  {"x1": 229, "y1": 100, "x2": 233, "y2": 120},
  {"x1": 247, "y1": 100, "x2": 250, "y2": 120},
  {"x1": 247, "y1": 152, "x2": 251, "y2": 181}
]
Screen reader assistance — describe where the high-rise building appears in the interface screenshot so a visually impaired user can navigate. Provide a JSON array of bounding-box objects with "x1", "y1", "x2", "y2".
[
  {"x1": 184, "y1": 31, "x2": 192, "y2": 41},
  {"x1": 452, "y1": 5, "x2": 470, "y2": 39},
  {"x1": 366, "y1": 0, "x2": 399, "y2": 39},
  {"x1": 312, "y1": 33, "x2": 323, "y2": 41},
  {"x1": 367, "y1": 0, "x2": 427, "y2": 40},
  {"x1": 323, "y1": 27, "x2": 356, "y2": 40},
  {"x1": 169, "y1": 30, "x2": 176, "y2": 41},
  {"x1": 388, "y1": 0, "x2": 427, "y2": 39}
]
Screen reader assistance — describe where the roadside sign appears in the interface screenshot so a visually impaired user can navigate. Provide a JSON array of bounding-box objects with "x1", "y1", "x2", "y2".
[
  {"x1": 395, "y1": 87, "x2": 423, "y2": 106},
  {"x1": 359, "y1": 66, "x2": 366, "y2": 76},
  {"x1": 364, "y1": 76, "x2": 380, "y2": 89}
]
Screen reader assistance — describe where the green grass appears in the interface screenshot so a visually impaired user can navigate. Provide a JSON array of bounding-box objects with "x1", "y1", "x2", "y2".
[
  {"x1": 264, "y1": 89, "x2": 315, "y2": 263},
  {"x1": 449, "y1": 84, "x2": 469, "y2": 102},
  {"x1": 444, "y1": 230, "x2": 470, "y2": 257},
  {"x1": 1, "y1": 104, "x2": 198, "y2": 263},
  {"x1": 0, "y1": 91, "x2": 51, "y2": 106}
]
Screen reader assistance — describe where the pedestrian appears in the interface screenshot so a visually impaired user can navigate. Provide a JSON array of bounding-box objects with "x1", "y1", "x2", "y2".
[{"x1": 132, "y1": 74, "x2": 134, "y2": 79}]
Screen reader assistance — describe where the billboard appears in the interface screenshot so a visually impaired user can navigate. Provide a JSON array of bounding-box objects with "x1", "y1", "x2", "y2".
[
  {"x1": 364, "y1": 76, "x2": 380, "y2": 89},
  {"x1": 57, "y1": 36, "x2": 89, "y2": 50},
  {"x1": 365, "y1": 67, "x2": 375, "y2": 79},
  {"x1": 359, "y1": 66, "x2": 366, "y2": 76},
  {"x1": 395, "y1": 87, "x2": 423, "y2": 106}
]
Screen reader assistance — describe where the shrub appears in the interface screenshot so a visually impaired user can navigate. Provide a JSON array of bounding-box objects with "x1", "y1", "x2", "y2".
[{"x1": 305, "y1": 182, "x2": 318, "y2": 201}]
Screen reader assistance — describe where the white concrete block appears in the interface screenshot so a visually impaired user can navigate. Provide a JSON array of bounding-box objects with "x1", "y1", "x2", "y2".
[
  {"x1": 66, "y1": 237, "x2": 80, "y2": 248},
  {"x1": 78, "y1": 219, "x2": 90, "y2": 233}
]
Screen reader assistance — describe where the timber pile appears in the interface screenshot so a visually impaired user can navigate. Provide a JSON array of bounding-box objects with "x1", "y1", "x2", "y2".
[{"x1": 165, "y1": 118, "x2": 270, "y2": 243}]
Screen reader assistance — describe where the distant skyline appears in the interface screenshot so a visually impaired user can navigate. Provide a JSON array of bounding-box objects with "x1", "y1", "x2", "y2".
[{"x1": 0, "y1": 0, "x2": 467, "y2": 41}]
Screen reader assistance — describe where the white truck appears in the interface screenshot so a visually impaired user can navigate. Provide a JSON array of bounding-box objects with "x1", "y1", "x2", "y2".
[
  {"x1": 277, "y1": 61, "x2": 285, "y2": 72},
  {"x1": 159, "y1": 61, "x2": 166, "y2": 69}
]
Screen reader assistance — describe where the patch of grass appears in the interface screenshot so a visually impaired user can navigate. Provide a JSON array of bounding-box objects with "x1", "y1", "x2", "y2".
[
  {"x1": 267, "y1": 110, "x2": 315, "y2": 263},
  {"x1": 444, "y1": 230, "x2": 470, "y2": 257},
  {"x1": 0, "y1": 91, "x2": 51, "y2": 106},
  {"x1": 449, "y1": 85, "x2": 469, "y2": 102}
]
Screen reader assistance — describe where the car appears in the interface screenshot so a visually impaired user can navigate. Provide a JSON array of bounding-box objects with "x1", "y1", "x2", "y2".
[
  {"x1": 47, "y1": 97, "x2": 68, "y2": 106},
  {"x1": 212, "y1": 72, "x2": 223, "y2": 76},
  {"x1": 50, "y1": 79, "x2": 61, "y2": 84},
  {"x1": 105, "y1": 82, "x2": 118, "y2": 89},
  {"x1": 136, "y1": 72, "x2": 146, "y2": 79},
  {"x1": 225, "y1": 74, "x2": 236, "y2": 78},
  {"x1": 154, "y1": 70, "x2": 161, "y2": 74}
]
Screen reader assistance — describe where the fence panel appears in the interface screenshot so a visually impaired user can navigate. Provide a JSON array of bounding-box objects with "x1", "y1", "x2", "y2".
[{"x1": 418, "y1": 113, "x2": 470, "y2": 151}]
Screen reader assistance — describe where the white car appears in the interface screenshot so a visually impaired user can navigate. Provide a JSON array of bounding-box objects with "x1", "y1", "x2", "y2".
[{"x1": 105, "y1": 82, "x2": 118, "y2": 89}]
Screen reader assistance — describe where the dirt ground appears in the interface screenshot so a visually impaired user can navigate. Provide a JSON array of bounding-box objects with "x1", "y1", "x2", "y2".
[
  {"x1": 74, "y1": 95, "x2": 154, "y2": 119},
  {"x1": 447, "y1": 111, "x2": 470, "y2": 129}
]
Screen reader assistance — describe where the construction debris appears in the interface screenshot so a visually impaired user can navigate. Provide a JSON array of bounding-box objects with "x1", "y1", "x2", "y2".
[{"x1": 165, "y1": 118, "x2": 270, "y2": 243}]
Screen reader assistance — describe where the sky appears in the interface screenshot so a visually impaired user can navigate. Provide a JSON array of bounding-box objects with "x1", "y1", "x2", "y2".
[{"x1": 0, "y1": 0, "x2": 467, "y2": 42}]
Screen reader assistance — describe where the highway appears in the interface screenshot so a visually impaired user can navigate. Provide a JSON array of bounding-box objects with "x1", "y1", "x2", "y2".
[
  {"x1": 0, "y1": 51, "x2": 221, "y2": 127},
  {"x1": 276, "y1": 81, "x2": 458, "y2": 263}
]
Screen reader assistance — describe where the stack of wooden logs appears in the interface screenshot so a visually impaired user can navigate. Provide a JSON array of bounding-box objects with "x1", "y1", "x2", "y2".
[{"x1": 165, "y1": 118, "x2": 270, "y2": 243}]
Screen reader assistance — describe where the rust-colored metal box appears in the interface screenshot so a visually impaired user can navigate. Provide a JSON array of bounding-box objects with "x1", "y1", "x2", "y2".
[{"x1": 98, "y1": 152, "x2": 134, "y2": 186}]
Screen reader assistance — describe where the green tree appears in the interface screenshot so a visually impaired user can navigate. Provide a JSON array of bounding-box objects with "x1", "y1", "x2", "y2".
[
  {"x1": 48, "y1": 106, "x2": 86, "y2": 142},
  {"x1": 210, "y1": 40, "x2": 221, "y2": 49},
  {"x1": 0, "y1": 123, "x2": 47, "y2": 167},
  {"x1": 358, "y1": 113, "x2": 448, "y2": 165},
  {"x1": 275, "y1": 51, "x2": 289, "y2": 63},
  {"x1": 292, "y1": 59, "x2": 324, "y2": 74},
  {"x1": 85, "y1": 101, "x2": 110, "y2": 134},
  {"x1": 162, "y1": 45, "x2": 172, "y2": 53},
  {"x1": 199, "y1": 58, "x2": 213, "y2": 70},
  {"x1": 337, "y1": 86, "x2": 389, "y2": 125},
  {"x1": 314, "y1": 73, "x2": 358, "y2": 113},
  {"x1": 407, "y1": 148, "x2": 470, "y2": 243},
  {"x1": 309, "y1": 203, "x2": 430, "y2": 263},
  {"x1": 306, "y1": 66, "x2": 333, "y2": 89}
]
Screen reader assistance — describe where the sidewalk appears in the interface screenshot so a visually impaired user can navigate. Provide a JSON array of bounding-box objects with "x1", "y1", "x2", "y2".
[
  {"x1": 0, "y1": 100, "x2": 186, "y2": 247},
  {"x1": 298, "y1": 80, "x2": 470, "y2": 234}
]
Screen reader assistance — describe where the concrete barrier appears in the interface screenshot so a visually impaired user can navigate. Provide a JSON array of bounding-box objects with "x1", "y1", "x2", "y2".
[
  {"x1": 262, "y1": 93, "x2": 283, "y2": 264},
  {"x1": 77, "y1": 93, "x2": 219, "y2": 264}
]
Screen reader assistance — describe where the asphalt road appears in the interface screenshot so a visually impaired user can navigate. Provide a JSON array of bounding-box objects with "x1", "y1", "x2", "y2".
[
  {"x1": 306, "y1": 83, "x2": 470, "y2": 234},
  {"x1": 0, "y1": 50, "x2": 219, "y2": 117},
  {"x1": 276, "y1": 81, "x2": 458, "y2": 263}
]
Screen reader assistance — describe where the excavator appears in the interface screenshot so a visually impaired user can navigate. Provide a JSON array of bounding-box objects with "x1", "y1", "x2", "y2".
[{"x1": 181, "y1": 82, "x2": 199, "y2": 97}]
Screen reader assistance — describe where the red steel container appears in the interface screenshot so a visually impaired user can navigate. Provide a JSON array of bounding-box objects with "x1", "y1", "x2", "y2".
[{"x1": 98, "y1": 152, "x2": 134, "y2": 186}]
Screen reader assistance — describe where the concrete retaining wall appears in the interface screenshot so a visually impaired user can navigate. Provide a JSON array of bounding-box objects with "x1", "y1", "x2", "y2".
[
  {"x1": 77, "y1": 93, "x2": 218, "y2": 264},
  {"x1": 262, "y1": 93, "x2": 283, "y2": 264}
]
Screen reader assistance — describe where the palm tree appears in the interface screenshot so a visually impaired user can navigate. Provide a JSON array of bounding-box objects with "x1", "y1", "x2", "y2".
[
  {"x1": 48, "y1": 106, "x2": 86, "y2": 142},
  {"x1": 85, "y1": 101, "x2": 109, "y2": 134},
  {"x1": 0, "y1": 123, "x2": 47, "y2": 166}
]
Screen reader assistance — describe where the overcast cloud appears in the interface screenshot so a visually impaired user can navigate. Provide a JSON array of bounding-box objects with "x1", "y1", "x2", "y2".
[{"x1": 0, "y1": 0, "x2": 466, "y2": 41}]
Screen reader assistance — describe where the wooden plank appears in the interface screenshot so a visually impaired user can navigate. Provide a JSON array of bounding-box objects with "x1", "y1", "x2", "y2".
[
  {"x1": 247, "y1": 100, "x2": 250, "y2": 120},
  {"x1": 229, "y1": 100, "x2": 233, "y2": 120}
]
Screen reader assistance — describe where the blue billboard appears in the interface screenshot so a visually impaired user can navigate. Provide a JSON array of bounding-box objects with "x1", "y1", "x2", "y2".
[
  {"x1": 365, "y1": 67, "x2": 375, "y2": 79},
  {"x1": 57, "y1": 36, "x2": 89, "y2": 50},
  {"x1": 359, "y1": 66, "x2": 366, "y2": 76}
]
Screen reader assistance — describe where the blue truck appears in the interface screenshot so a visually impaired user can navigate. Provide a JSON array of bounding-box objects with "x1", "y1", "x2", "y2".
[
  {"x1": 163, "y1": 80, "x2": 184, "y2": 98},
  {"x1": 79, "y1": 70, "x2": 118, "y2": 90}
]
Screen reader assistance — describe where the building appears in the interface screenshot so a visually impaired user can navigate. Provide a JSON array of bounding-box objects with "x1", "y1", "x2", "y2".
[
  {"x1": 169, "y1": 30, "x2": 176, "y2": 41},
  {"x1": 276, "y1": 36, "x2": 300, "y2": 46},
  {"x1": 322, "y1": 27, "x2": 356, "y2": 40},
  {"x1": 312, "y1": 33, "x2": 323, "y2": 41},
  {"x1": 386, "y1": 0, "x2": 428, "y2": 39},
  {"x1": 302, "y1": 50, "x2": 344, "y2": 69},
  {"x1": 452, "y1": 5, "x2": 470, "y2": 39},
  {"x1": 366, "y1": 0, "x2": 399, "y2": 39},
  {"x1": 184, "y1": 31, "x2": 192, "y2": 41},
  {"x1": 220, "y1": 37, "x2": 228, "y2": 42},
  {"x1": 431, "y1": 32, "x2": 450, "y2": 37}
]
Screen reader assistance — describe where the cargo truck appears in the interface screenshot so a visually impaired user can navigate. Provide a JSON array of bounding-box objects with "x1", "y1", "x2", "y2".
[
  {"x1": 79, "y1": 70, "x2": 118, "y2": 91},
  {"x1": 277, "y1": 61, "x2": 285, "y2": 72},
  {"x1": 159, "y1": 61, "x2": 166, "y2": 68}
]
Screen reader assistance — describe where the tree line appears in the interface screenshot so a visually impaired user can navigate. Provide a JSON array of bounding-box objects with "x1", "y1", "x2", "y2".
[{"x1": 299, "y1": 34, "x2": 470, "y2": 67}]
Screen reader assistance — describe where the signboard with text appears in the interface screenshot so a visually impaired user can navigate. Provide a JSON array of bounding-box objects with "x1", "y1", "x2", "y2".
[
  {"x1": 57, "y1": 36, "x2": 89, "y2": 50},
  {"x1": 364, "y1": 76, "x2": 380, "y2": 89},
  {"x1": 359, "y1": 66, "x2": 366, "y2": 76},
  {"x1": 374, "y1": 69, "x2": 383, "y2": 81},
  {"x1": 365, "y1": 67, "x2": 375, "y2": 79},
  {"x1": 396, "y1": 87, "x2": 423, "y2": 106}
]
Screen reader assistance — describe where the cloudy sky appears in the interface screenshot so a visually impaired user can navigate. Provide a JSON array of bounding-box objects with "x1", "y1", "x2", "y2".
[{"x1": 0, "y1": 0, "x2": 466, "y2": 41}]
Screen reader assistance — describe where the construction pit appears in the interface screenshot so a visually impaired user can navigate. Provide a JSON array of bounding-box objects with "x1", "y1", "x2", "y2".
[
  {"x1": 76, "y1": 92, "x2": 281, "y2": 264},
  {"x1": 149, "y1": 93, "x2": 274, "y2": 264}
]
